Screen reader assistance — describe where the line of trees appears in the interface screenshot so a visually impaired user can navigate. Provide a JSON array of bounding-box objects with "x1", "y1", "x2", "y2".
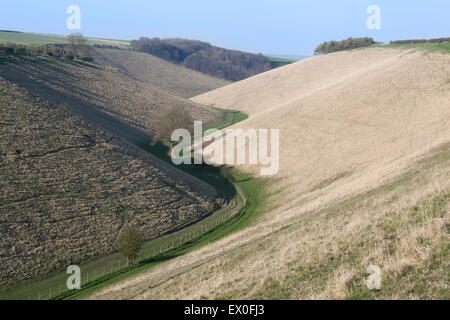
[
  {"x1": 0, "y1": 33, "x2": 93, "y2": 62},
  {"x1": 314, "y1": 37, "x2": 375, "y2": 55},
  {"x1": 390, "y1": 37, "x2": 450, "y2": 45},
  {"x1": 130, "y1": 37, "x2": 271, "y2": 81}
]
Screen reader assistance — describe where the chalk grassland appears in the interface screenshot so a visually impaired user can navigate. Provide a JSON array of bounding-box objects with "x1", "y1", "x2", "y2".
[
  {"x1": 0, "y1": 31, "x2": 131, "y2": 48},
  {"x1": 374, "y1": 42, "x2": 450, "y2": 54},
  {"x1": 90, "y1": 48, "x2": 231, "y2": 98},
  {"x1": 0, "y1": 77, "x2": 219, "y2": 288},
  {"x1": 91, "y1": 143, "x2": 449, "y2": 300},
  {"x1": 0, "y1": 55, "x2": 221, "y2": 143},
  {"x1": 91, "y1": 47, "x2": 450, "y2": 299}
]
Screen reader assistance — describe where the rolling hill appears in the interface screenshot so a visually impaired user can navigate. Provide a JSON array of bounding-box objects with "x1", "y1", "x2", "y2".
[
  {"x1": 0, "y1": 77, "x2": 218, "y2": 287},
  {"x1": 91, "y1": 47, "x2": 450, "y2": 299},
  {"x1": 90, "y1": 48, "x2": 230, "y2": 98},
  {"x1": 0, "y1": 54, "x2": 221, "y2": 143},
  {"x1": 131, "y1": 37, "x2": 272, "y2": 81},
  {"x1": 0, "y1": 30, "x2": 130, "y2": 48}
]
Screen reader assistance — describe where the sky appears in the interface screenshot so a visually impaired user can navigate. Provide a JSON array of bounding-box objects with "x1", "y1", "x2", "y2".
[{"x1": 1, "y1": 0, "x2": 449, "y2": 56}]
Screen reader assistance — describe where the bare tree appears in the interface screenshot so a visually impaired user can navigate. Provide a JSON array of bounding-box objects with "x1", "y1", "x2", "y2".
[
  {"x1": 152, "y1": 106, "x2": 193, "y2": 154},
  {"x1": 67, "y1": 33, "x2": 88, "y2": 59}
]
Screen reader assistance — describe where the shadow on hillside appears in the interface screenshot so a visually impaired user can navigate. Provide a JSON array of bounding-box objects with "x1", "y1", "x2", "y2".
[
  {"x1": 138, "y1": 140, "x2": 236, "y2": 200},
  {"x1": 0, "y1": 60, "x2": 150, "y2": 143}
]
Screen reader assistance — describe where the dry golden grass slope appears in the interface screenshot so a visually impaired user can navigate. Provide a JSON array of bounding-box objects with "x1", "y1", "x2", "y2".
[
  {"x1": 91, "y1": 48, "x2": 449, "y2": 300},
  {"x1": 91, "y1": 48, "x2": 231, "y2": 98}
]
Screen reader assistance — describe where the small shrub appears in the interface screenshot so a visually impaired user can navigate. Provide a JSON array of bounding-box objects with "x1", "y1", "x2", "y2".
[
  {"x1": 64, "y1": 54, "x2": 74, "y2": 61},
  {"x1": 202, "y1": 202, "x2": 216, "y2": 213},
  {"x1": 315, "y1": 37, "x2": 375, "y2": 55},
  {"x1": 220, "y1": 166, "x2": 233, "y2": 181},
  {"x1": 215, "y1": 197, "x2": 224, "y2": 207}
]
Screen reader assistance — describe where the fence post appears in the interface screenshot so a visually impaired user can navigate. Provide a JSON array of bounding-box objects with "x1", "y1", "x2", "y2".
[{"x1": 49, "y1": 287, "x2": 52, "y2": 299}]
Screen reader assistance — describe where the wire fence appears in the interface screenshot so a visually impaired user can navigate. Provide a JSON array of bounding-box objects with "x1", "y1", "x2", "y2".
[
  {"x1": 23, "y1": 201, "x2": 242, "y2": 300},
  {"x1": 10, "y1": 181, "x2": 246, "y2": 300}
]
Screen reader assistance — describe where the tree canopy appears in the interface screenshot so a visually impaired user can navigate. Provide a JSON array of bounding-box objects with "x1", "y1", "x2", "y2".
[
  {"x1": 131, "y1": 37, "x2": 271, "y2": 81},
  {"x1": 314, "y1": 37, "x2": 375, "y2": 55},
  {"x1": 116, "y1": 224, "x2": 143, "y2": 265}
]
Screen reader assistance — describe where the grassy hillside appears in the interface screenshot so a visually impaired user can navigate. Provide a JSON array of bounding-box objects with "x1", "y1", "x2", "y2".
[
  {"x1": 0, "y1": 77, "x2": 218, "y2": 288},
  {"x1": 374, "y1": 41, "x2": 450, "y2": 54},
  {"x1": 90, "y1": 48, "x2": 230, "y2": 98},
  {"x1": 0, "y1": 54, "x2": 221, "y2": 143},
  {"x1": 93, "y1": 47, "x2": 450, "y2": 299},
  {"x1": 0, "y1": 31, "x2": 130, "y2": 48}
]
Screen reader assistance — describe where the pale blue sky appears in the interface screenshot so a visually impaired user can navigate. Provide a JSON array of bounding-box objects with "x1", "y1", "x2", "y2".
[{"x1": 1, "y1": 0, "x2": 449, "y2": 55}]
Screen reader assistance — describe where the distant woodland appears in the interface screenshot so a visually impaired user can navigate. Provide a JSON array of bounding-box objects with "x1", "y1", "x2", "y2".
[
  {"x1": 131, "y1": 37, "x2": 271, "y2": 81},
  {"x1": 389, "y1": 37, "x2": 450, "y2": 44},
  {"x1": 314, "y1": 37, "x2": 375, "y2": 55}
]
